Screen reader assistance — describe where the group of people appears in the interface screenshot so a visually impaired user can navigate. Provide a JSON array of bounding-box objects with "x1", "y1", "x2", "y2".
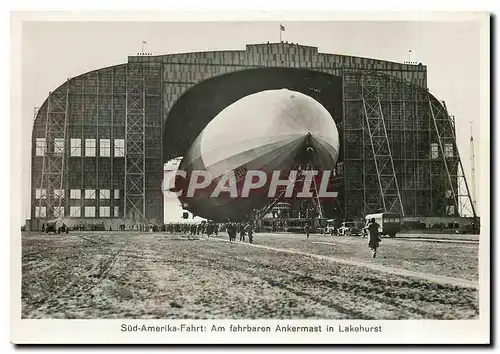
[
  {"x1": 226, "y1": 222, "x2": 254, "y2": 243},
  {"x1": 187, "y1": 222, "x2": 220, "y2": 237},
  {"x1": 165, "y1": 221, "x2": 256, "y2": 243},
  {"x1": 151, "y1": 217, "x2": 383, "y2": 258},
  {"x1": 165, "y1": 222, "x2": 221, "y2": 236}
]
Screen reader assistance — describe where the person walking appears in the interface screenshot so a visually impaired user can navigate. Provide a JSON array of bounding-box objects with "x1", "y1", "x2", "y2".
[
  {"x1": 367, "y1": 218, "x2": 382, "y2": 258},
  {"x1": 304, "y1": 222, "x2": 310, "y2": 239},
  {"x1": 244, "y1": 222, "x2": 253, "y2": 243}
]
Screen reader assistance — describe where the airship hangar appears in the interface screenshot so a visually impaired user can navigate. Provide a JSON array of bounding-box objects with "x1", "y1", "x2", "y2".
[{"x1": 30, "y1": 42, "x2": 476, "y2": 229}]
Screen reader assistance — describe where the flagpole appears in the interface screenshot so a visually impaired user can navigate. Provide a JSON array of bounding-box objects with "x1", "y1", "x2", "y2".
[
  {"x1": 279, "y1": 24, "x2": 285, "y2": 43},
  {"x1": 142, "y1": 42, "x2": 144, "y2": 54}
]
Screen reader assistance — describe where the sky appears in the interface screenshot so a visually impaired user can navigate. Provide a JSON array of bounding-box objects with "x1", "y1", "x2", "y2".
[{"x1": 19, "y1": 19, "x2": 485, "y2": 223}]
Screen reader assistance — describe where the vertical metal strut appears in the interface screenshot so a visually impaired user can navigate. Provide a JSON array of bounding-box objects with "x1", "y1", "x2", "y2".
[
  {"x1": 124, "y1": 64, "x2": 146, "y2": 222},
  {"x1": 361, "y1": 76, "x2": 405, "y2": 216},
  {"x1": 38, "y1": 80, "x2": 70, "y2": 219}
]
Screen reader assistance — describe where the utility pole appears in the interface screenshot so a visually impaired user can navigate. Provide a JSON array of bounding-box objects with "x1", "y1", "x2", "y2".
[{"x1": 470, "y1": 122, "x2": 477, "y2": 212}]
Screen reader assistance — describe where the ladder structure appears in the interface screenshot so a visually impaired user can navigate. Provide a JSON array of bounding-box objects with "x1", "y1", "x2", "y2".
[
  {"x1": 256, "y1": 172, "x2": 297, "y2": 218},
  {"x1": 257, "y1": 165, "x2": 325, "y2": 220},
  {"x1": 38, "y1": 81, "x2": 70, "y2": 219},
  {"x1": 428, "y1": 98, "x2": 476, "y2": 217},
  {"x1": 309, "y1": 168, "x2": 324, "y2": 219},
  {"x1": 361, "y1": 76, "x2": 405, "y2": 216},
  {"x1": 124, "y1": 63, "x2": 146, "y2": 222}
]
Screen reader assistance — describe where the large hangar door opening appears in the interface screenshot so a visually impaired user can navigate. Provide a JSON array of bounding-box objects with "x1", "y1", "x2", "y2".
[
  {"x1": 162, "y1": 67, "x2": 344, "y2": 222},
  {"x1": 163, "y1": 67, "x2": 343, "y2": 161}
]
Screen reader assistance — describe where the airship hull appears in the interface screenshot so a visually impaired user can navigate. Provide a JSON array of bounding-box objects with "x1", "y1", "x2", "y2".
[{"x1": 174, "y1": 89, "x2": 340, "y2": 221}]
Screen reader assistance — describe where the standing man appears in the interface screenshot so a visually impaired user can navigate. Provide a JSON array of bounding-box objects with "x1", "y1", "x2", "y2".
[
  {"x1": 304, "y1": 222, "x2": 310, "y2": 239},
  {"x1": 227, "y1": 223, "x2": 237, "y2": 243},
  {"x1": 244, "y1": 222, "x2": 253, "y2": 243},
  {"x1": 367, "y1": 218, "x2": 382, "y2": 258},
  {"x1": 239, "y1": 223, "x2": 246, "y2": 242},
  {"x1": 206, "y1": 222, "x2": 213, "y2": 237}
]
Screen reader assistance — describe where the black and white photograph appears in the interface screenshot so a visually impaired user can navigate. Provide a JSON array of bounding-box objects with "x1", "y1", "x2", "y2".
[{"x1": 10, "y1": 10, "x2": 490, "y2": 345}]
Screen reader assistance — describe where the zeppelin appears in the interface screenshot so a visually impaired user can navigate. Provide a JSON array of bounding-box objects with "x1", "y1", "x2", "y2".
[{"x1": 171, "y1": 89, "x2": 340, "y2": 221}]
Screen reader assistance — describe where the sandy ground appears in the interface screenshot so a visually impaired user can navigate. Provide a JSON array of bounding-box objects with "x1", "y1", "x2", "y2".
[
  {"x1": 397, "y1": 233, "x2": 479, "y2": 241},
  {"x1": 247, "y1": 233, "x2": 479, "y2": 281},
  {"x1": 21, "y1": 231, "x2": 479, "y2": 320}
]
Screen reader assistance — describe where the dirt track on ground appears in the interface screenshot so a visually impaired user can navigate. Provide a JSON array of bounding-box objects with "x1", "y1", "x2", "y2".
[
  {"x1": 247, "y1": 233, "x2": 479, "y2": 281},
  {"x1": 21, "y1": 232, "x2": 479, "y2": 320}
]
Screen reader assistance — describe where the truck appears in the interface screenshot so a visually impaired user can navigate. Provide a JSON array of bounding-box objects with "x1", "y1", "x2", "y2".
[{"x1": 364, "y1": 212, "x2": 402, "y2": 238}]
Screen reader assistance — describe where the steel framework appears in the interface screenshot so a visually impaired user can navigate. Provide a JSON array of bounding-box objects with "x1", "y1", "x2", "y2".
[
  {"x1": 361, "y1": 75, "x2": 405, "y2": 216},
  {"x1": 343, "y1": 71, "x2": 389, "y2": 218},
  {"x1": 343, "y1": 71, "x2": 365, "y2": 218},
  {"x1": 429, "y1": 98, "x2": 476, "y2": 217},
  {"x1": 38, "y1": 81, "x2": 69, "y2": 219},
  {"x1": 310, "y1": 170, "x2": 325, "y2": 219},
  {"x1": 342, "y1": 71, "x2": 475, "y2": 219},
  {"x1": 125, "y1": 64, "x2": 146, "y2": 221},
  {"x1": 256, "y1": 165, "x2": 326, "y2": 220}
]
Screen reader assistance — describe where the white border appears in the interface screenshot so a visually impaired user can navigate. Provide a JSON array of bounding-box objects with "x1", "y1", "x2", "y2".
[
  {"x1": 10, "y1": 319, "x2": 490, "y2": 345},
  {"x1": 7, "y1": 7, "x2": 492, "y2": 346}
]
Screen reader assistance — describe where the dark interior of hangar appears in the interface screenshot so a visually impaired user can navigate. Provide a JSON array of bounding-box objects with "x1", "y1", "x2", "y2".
[
  {"x1": 163, "y1": 67, "x2": 345, "y2": 221},
  {"x1": 163, "y1": 67, "x2": 343, "y2": 162}
]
